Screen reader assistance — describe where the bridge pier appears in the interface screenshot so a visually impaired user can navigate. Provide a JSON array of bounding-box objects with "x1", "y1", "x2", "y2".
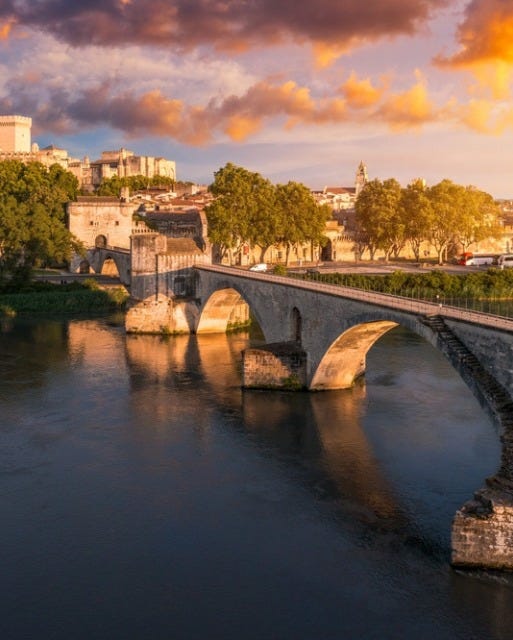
[
  {"x1": 243, "y1": 343, "x2": 307, "y2": 390},
  {"x1": 125, "y1": 296, "x2": 199, "y2": 334},
  {"x1": 452, "y1": 478, "x2": 513, "y2": 571}
]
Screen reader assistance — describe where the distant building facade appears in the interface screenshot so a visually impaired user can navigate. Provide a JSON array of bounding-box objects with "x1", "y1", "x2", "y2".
[
  {"x1": 0, "y1": 115, "x2": 177, "y2": 191},
  {"x1": 84, "y1": 148, "x2": 176, "y2": 190}
]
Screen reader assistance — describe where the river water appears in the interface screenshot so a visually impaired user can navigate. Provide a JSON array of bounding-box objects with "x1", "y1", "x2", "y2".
[{"x1": 1, "y1": 315, "x2": 513, "y2": 640}]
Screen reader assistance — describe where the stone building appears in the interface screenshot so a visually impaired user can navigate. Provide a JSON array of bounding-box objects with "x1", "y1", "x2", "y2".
[
  {"x1": 68, "y1": 194, "x2": 137, "y2": 251},
  {"x1": 87, "y1": 148, "x2": 176, "y2": 190}
]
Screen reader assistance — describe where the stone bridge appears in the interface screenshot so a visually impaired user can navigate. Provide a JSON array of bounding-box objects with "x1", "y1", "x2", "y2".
[
  {"x1": 126, "y1": 263, "x2": 513, "y2": 570},
  {"x1": 70, "y1": 245, "x2": 131, "y2": 285}
]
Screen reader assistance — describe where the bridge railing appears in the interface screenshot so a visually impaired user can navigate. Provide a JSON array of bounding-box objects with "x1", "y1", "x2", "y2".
[
  {"x1": 195, "y1": 264, "x2": 513, "y2": 333},
  {"x1": 101, "y1": 245, "x2": 130, "y2": 254}
]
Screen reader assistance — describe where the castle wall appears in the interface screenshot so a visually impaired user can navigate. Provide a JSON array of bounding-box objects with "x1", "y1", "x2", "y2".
[{"x1": 130, "y1": 233, "x2": 211, "y2": 301}]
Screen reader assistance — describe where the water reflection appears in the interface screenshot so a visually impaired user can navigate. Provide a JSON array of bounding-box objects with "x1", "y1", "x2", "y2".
[{"x1": 1, "y1": 317, "x2": 511, "y2": 640}]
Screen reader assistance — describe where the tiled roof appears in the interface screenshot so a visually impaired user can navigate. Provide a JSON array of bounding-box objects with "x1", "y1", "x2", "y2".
[{"x1": 165, "y1": 238, "x2": 202, "y2": 254}]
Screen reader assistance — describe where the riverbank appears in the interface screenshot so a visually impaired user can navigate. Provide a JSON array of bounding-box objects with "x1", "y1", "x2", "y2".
[{"x1": 0, "y1": 279, "x2": 129, "y2": 316}]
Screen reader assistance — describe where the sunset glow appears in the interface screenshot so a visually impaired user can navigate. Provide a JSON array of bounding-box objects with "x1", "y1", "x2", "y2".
[{"x1": 0, "y1": 0, "x2": 512, "y2": 195}]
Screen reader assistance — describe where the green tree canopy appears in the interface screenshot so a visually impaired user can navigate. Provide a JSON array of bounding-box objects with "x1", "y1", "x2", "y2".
[
  {"x1": 206, "y1": 163, "x2": 263, "y2": 262},
  {"x1": 400, "y1": 179, "x2": 433, "y2": 262},
  {"x1": 454, "y1": 186, "x2": 502, "y2": 253},
  {"x1": 96, "y1": 174, "x2": 175, "y2": 196},
  {"x1": 206, "y1": 163, "x2": 331, "y2": 264},
  {"x1": 355, "y1": 178, "x2": 403, "y2": 261},
  {"x1": 0, "y1": 160, "x2": 80, "y2": 285},
  {"x1": 275, "y1": 181, "x2": 330, "y2": 264}
]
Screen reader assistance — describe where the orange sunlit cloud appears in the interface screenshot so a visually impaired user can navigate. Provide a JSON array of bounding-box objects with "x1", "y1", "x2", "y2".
[
  {"x1": 224, "y1": 115, "x2": 263, "y2": 141},
  {"x1": 451, "y1": 98, "x2": 513, "y2": 136},
  {"x1": 439, "y1": 1, "x2": 513, "y2": 66},
  {"x1": 377, "y1": 73, "x2": 435, "y2": 130},
  {"x1": 312, "y1": 41, "x2": 354, "y2": 68},
  {"x1": 436, "y1": 0, "x2": 513, "y2": 98},
  {"x1": 0, "y1": 20, "x2": 15, "y2": 40},
  {"x1": 45, "y1": 75, "x2": 450, "y2": 144},
  {"x1": 341, "y1": 72, "x2": 385, "y2": 108}
]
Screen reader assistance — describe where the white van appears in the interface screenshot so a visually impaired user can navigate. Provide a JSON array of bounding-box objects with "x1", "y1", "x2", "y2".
[{"x1": 498, "y1": 254, "x2": 513, "y2": 269}]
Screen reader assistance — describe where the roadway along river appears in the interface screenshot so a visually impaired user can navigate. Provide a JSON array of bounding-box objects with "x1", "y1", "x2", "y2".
[{"x1": 1, "y1": 315, "x2": 513, "y2": 639}]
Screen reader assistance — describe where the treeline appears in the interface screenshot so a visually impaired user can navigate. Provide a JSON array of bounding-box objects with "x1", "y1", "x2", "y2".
[
  {"x1": 355, "y1": 178, "x2": 502, "y2": 264},
  {"x1": 95, "y1": 174, "x2": 181, "y2": 196},
  {"x1": 205, "y1": 163, "x2": 331, "y2": 264},
  {"x1": 0, "y1": 160, "x2": 81, "y2": 287}
]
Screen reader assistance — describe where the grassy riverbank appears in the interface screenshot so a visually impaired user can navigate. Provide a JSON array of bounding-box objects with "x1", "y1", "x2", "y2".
[{"x1": 0, "y1": 279, "x2": 129, "y2": 316}]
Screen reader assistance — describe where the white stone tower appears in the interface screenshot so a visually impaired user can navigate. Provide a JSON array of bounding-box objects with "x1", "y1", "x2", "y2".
[
  {"x1": 355, "y1": 160, "x2": 368, "y2": 197},
  {"x1": 0, "y1": 115, "x2": 32, "y2": 153}
]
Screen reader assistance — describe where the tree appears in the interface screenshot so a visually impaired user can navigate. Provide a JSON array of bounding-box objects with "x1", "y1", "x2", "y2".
[
  {"x1": 355, "y1": 178, "x2": 403, "y2": 261},
  {"x1": 275, "y1": 182, "x2": 330, "y2": 264},
  {"x1": 206, "y1": 163, "x2": 276, "y2": 264},
  {"x1": 428, "y1": 180, "x2": 468, "y2": 264},
  {"x1": 455, "y1": 187, "x2": 502, "y2": 253},
  {"x1": 0, "y1": 160, "x2": 81, "y2": 284},
  {"x1": 96, "y1": 174, "x2": 175, "y2": 196},
  {"x1": 400, "y1": 180, "x2": 433, "y2": 262}
]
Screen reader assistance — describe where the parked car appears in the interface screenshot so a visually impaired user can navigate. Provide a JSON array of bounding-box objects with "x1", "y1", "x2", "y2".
[
  {"x1": 249, "y1": 263, "x2": 267, "y2": 272},
  {"x1": 498, "y1": 254, "x2": 513, "y2": 269}
]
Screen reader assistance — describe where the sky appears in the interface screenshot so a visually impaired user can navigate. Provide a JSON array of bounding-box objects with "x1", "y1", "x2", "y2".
[{"x1": 1, "y1": 0, "x2": 513, "y2": 197}]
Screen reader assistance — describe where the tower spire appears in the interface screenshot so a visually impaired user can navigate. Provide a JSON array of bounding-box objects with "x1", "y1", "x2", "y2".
[{"x1": 355, "y1": 160, "x2": 368, "y2": 197}]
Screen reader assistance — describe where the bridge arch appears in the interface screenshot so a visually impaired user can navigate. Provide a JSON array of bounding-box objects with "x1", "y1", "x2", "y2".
[
  {"x1": 310, "y1": 320, "x2": 398, "y2": 390},
  {"x1": 100, "y1": 255, "x2": 120, "y2": 277},
  {"x1": 197, "y1": 287, "x2": 265, "y2": 336},
  {"x1": 78, "y1": 259, "x2": 92, "y2": 274},
  {"x1": 193, "y1": 265, "x2": 513, "y2": 570}
]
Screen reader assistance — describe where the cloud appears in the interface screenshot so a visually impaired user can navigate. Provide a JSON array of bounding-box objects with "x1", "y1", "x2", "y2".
[
  {"x1": 0, "y1": 0, "x2": 447, "y2": 61},
  {"x1": 435, "y1": 0, "x2": 513, "y2": 98},
  {"x1": 0, "y1": 71, "x2": 447, "y2": 145},
  {"x1": 341, "y1": 72, "x2": 386, "y2": 108},
  {"x1": 437, "y1": 0, "x2": 513, "y2": 66},
  {"x1": 0, "y1": 20, "x2": 15, "y2": 40},
  {"x1": 376, "y1": 72, "x2": 436, "y2": 129}
]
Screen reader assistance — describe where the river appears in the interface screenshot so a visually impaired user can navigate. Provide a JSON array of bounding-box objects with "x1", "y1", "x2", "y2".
[{"x1": 1, "y1": 315, "x2": 513, "y2": 639}]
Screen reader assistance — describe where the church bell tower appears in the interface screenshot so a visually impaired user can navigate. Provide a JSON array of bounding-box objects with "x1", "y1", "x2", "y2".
[{"x1": 355, "y1": 161, "x2": 368, "y2": 197}]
